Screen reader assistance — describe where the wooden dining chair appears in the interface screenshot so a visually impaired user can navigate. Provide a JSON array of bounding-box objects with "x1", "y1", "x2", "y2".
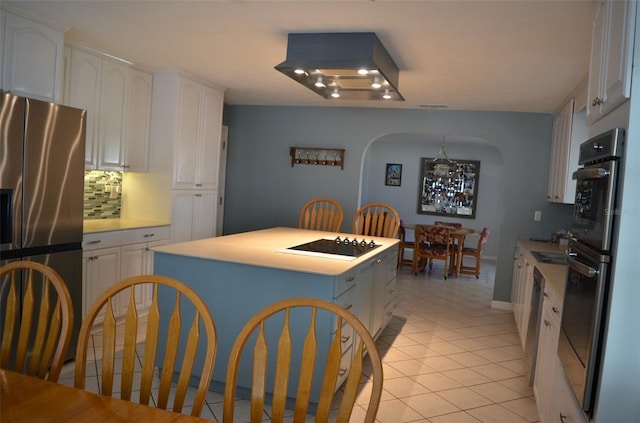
[
  {"x1": 412, "y1": 225, "x2": 453, "y2": 279},
  {"x1": 0, "y1": 261, "x2": 73, "y2": 382},
  {"x1": 352, "y1": 202, "x2": 401, "y2": 238},
  {"x1": 460, "y1": 228, "x2": 490, "y2": 278},
  {"x1": 299, "y1": 197, "x2": 344, "y2": 232},
  {"x1": 223, "y1": 297, "x2": 383, "y2": 423},
  {"x1": 74, "y1": 274, "x2": 217, "y2": 417},
  {"x1": 397, "y1": 223, "x2": 414, "y2": 269}
]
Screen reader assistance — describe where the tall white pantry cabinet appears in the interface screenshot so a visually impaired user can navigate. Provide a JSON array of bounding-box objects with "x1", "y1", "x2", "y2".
[{"x1": 150, "y1": 71, "x2": 225, "y2": 243}]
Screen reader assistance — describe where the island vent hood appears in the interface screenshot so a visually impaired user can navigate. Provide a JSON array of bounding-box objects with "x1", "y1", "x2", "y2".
[{"x1": 275, "y1": 32, "x2": 404, "y2": 101}]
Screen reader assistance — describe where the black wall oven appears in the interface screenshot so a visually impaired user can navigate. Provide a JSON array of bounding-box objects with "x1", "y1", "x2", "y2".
[{"x1": 560, "y1": 128, "x2": 624, "y2": 417}]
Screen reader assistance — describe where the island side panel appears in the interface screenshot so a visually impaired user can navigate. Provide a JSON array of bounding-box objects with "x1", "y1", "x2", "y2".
[{"x1": 153, "y1": 251, "x2": 340, "y2": 398}]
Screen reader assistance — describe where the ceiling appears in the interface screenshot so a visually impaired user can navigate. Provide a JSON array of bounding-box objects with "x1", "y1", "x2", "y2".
[{"x1": 6, "y1": 0, "x2": 596, "y2": 113}]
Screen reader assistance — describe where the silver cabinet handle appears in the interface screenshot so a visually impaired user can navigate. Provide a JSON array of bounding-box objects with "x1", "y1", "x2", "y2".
[
  {"x1": 560, "y1": 413, "x2": 568, "y2": 422},
  {"x1": 552, "y1": 306, "x2": 560, "y2": 314},
  {"x1": 346, "y1": 276, "x2": 355, "y2": 282},
  {"x1": 375, "y1": 258, "x2": 382, "y2": 264},
  {"x1": 341, "y1": 335, "x2": 350, "y2": 343},
  {"x1": 544, "y1": 319, "x2": 551, "y2": 327},
  {"x1": 343, "y1": 303, "x2": 353, "y2": 310},
  {"x1": 592, "y1": 97, "x2": 602, "y2": 106},
  {"x1": 338, "y1": 368, "x2": 347, "y2": 376},
  {"x1": 87, "y1": 240, "x2": 101, "y2": 245},
  {"x1": 143, "y1": 233, "x2": 155, "y2": 238}
]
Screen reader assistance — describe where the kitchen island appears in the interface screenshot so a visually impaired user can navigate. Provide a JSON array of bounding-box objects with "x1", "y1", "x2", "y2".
[{"x1": 152, "y1": 227, "x2": 399, "y2": 403}]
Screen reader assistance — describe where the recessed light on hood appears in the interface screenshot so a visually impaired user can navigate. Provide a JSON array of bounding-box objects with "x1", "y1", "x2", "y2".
[{"x1": 275, "y1": 32, "x2": 404, "y2": 101}]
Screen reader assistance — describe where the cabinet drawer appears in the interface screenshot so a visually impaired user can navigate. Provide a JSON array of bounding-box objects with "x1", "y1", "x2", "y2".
[
  {"x1": 83, "y1": 225, "x2": 170, "y2": 250},
  {"x1": 335, "y1": 345, "x2": 353, "y2": 390},
  {"x1": 334, "y1": 269, "x2": 359, "y2": 298},
  {"x1": 543, "y1": 286, "x2": 563, "y2": 319},
  {"x1": 384, "y1": 278, "x2": 396, "y2": 306},
  {"x1": 334, "y1": 285, "x2": 356, "y2": 312}
]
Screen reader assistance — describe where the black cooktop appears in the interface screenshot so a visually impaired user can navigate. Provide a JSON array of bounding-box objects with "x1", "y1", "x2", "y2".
[{"x1": 288, "y1": 237, "x2": 380, "y2": 258}]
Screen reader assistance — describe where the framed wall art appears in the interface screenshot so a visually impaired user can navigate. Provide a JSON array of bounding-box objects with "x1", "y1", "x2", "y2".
[
  {"x1": 385, "y1": 163, "x2": 402, "y2": 186},
  {"x1": 417, "y1": 158, "x2": 480, "y2": 218}
]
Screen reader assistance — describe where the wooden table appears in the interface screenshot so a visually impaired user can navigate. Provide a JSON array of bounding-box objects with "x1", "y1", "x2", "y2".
[
  {"x1": 0, "y1": 369, "x2": 214, "y2": 423},
  {"x1": 402, "y1": 224, "x2": 477, "y2": 276}
]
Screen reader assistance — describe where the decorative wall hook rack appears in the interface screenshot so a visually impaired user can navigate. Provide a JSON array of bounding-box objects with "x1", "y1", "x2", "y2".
[{"x1": 290, "y1": 147, "x2": 345, "y2": 169}]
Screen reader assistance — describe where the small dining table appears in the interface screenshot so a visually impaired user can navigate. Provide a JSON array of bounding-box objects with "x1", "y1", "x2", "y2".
[
  {"x1": 401, "y1": 223, "x2": 477, "y2": 277},
  {"x1": 0, "y1": 369, "x2": 214, "y2": 423}
]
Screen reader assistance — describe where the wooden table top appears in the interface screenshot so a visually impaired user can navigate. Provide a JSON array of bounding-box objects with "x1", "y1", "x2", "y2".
[{"x1": 0, "y1": 369, "x2": 214, "y2": 423}]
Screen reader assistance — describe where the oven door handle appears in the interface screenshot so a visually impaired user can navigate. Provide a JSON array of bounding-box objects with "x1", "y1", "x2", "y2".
[
  {"x1": 572, "y1": 167, "x2": 610, "y2": 180},
  {"x1": 565, "y1": 251, "x2": 599, "y2": 277}
]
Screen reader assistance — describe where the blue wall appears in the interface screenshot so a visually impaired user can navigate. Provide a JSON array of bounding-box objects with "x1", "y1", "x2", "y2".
[{"x1": 223, "y1": 106, "x2": 573, "y2": 303}]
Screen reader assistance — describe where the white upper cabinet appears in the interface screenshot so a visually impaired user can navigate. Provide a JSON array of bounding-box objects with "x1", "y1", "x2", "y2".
[
  {"x1": 547, "y1": 99, "x2": 586, "y2": 204},
  {"x1": 66, "y1": 48, "x2": 102, "y2": 167},
  {"x1": 97, "y1": 58, "x2": 130, "y2": 170},
  {"x1": 1, "y1": 10, "x2": 65, "y2": 102},
  {"x1": 65, "y1": 46, "x2": 152, "y2": 171},
  {"x1": 174, "y1": 77, "x2": 223, "y2": 189},
  {"x1": 127, "y1": 69, "x2": 152, "y2": 172},
  {"x1": 586, "y1": 0, "x2": 636, "y2": 125}
]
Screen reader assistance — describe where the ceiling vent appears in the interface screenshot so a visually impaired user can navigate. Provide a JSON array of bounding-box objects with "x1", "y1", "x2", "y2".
[{"x1": 275, "y1": 32, "x2": 404, "y2": 101}]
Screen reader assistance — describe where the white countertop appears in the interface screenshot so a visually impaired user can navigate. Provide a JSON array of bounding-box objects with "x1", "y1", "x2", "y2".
[
  {"x1": 83, "y1": 218, "x2": 170, "y2": 234},
  {"x1": 517, "y1": 238, "x2": 568, "y2": 300},
  {"x1": 153, "y1": 227, "x2": 399, "y2": 276}
]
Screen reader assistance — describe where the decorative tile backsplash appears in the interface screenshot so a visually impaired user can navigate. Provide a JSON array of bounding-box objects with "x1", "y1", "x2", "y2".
[{"x1": 84, "y1": 171, "x2": 122, "y2": 220}]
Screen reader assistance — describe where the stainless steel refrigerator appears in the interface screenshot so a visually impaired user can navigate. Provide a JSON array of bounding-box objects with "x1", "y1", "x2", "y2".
[{"x1": 1, "y1": 90, "x2": 85, "y2": 362}]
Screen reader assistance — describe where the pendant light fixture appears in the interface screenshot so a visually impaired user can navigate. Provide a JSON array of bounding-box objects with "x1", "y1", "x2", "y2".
[
  {"x1": 432, "y1": 135, "x2": 456, "y2": 176},
  {"x1": 275, "y1": 32, "x2": 404, "y2": 101}
]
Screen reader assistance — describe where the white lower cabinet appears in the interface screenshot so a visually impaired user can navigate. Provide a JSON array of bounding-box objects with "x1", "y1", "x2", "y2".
[
  {"x1": 371, "y1": 245, "x2": 398, "y2": 338},
  {"x1": 82, "y1": 225, "x2": 169, "y2": 325},
  {"x1": 512, "y1": 249, "x2": 534, "y2": 349},
  {"x1": 82, "y1": 246, "x2": 121, "y2": 323},
  {"x1": 534, "y1": 288, "x2": 562, "y2": 422},
  {"x1": 171, "y1": 190, "x2": 217, "y2": 243},
  {"x1": 551, "y1": 364, "x2": 587, "y2": 423}
]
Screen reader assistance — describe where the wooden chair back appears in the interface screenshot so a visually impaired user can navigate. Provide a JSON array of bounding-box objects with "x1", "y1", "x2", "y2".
[
  {"x1": 223, "y1": 297, "x2": 383, "y2": 423},
  {"x1": 352, "y1": 202, "x2": 401, "y2": 238},
  {"x1": 299, "y1": 198, "x2": 344, "y2": 232},
  {"x1": 434, "y1": 221, "x2": 463, "y2": 229},
  {"x1": 460, "y1": 228, "x2": 490, "y2": 278},
  {"x1": 74, "y1": 275, "x2": 217, "y2": 417},
  {"x1": 412, "y1": 225, "x2": 453, "y2": 279},
  {"x1": 0, "y1": 261, "x2": 73, "y2": 382}
]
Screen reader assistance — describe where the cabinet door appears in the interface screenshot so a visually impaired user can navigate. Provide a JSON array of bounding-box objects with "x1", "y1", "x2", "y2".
[
  {"x1": 355, "y1": 260, "x2": 375, "y2": 336},
  {"x1": 98, "y1": 59, "x2": 130, "y2": 170},
  {"x1": 82, "y1": 247, "x2": 121, "y2": 321},
  {"x1": 2, "y1": 12, "x2": 64, "y2": 102},
  {"x1": 586, "y1": 1, "x2": 606, "y2": 124},
  {"x1": 534, "y1": 298, "x2": 560, "y2": 423},
  {"x1": 216, "y1": 125, "x2": 229, "y2": 236},
  {"x1": 547, "y1": 99, "x2": 574, "y2": 204},
  {"x1": 586, "y1": 0, "x2": 636, "y2": 124},
  {"x1": 174, "y1": 79, "x2": 201, "y2": 188},
  {"x1": 67, "y1": 48, "x2": 102, "y2": 168},
  {"x1": 171, "y1": 191, "x2": 196, "y2": 243},
  {"x1": 192, "y1": 191, "x2": 217, "y2": 241},
  {"x1": 126, "y1": 69, "x2": 152, "y2": 172},
  {"x1": 196, "y1": 87, "x2": 223, "y2": 189},
  {"x1": 600, "y1": 0, "x2": 635, "y2": 116}
]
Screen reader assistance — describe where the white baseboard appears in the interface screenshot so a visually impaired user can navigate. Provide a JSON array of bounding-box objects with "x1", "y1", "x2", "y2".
[{"x1": 491, "y1": 300, "x2": 512, "y2": 310}]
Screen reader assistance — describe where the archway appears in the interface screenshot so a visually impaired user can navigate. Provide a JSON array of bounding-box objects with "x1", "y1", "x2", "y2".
[{"x1": 358, "y1": 132, "x2": 504, "y2": 260}]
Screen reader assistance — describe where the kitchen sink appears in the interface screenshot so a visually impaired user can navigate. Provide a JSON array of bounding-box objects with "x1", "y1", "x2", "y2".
[{"x1": 531, "y1": 251, "x2": 566, "y2": 265}]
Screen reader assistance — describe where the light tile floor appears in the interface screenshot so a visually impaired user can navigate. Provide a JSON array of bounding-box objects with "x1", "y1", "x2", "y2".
[{"x1": 58, "y1": 260, "x2": 540, "y2": 422}]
